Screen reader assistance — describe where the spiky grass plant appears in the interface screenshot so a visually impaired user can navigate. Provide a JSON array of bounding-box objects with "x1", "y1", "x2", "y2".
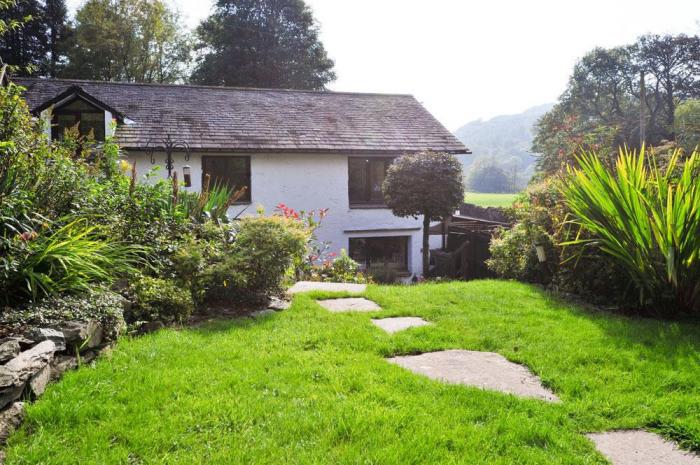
[
  {"x1": 562, "y1": 146, "x2": 700, "y2": 315},
  {"x1": 12, "y1": 218, "x2": 145, "y2": 302}
]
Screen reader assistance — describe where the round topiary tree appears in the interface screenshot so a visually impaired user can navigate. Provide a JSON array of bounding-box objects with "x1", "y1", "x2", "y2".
[{"x1": 382, "y1": 151, "x2": 464, "y2": 276}]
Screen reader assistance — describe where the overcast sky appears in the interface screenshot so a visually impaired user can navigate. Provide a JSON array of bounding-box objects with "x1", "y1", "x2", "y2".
[{"x1": 67, "y1": 0, "x2": 699, "y2": 130}]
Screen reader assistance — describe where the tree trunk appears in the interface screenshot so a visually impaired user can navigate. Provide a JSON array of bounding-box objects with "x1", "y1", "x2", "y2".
[{"x1": 422, "y1": 214, "x2": 431, "y2": 277}]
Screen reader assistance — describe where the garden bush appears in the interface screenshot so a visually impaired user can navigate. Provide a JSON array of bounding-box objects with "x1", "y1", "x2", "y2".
[
  {"x1": 304, "y1": 249, "x2": 369, "y2": 284},
  {"x1": 562, "y1": 147, "x2": 700, "y2": 315},
  {"x1": 203, "y1": 215, "x2": 310, "y2": 302},
  {"x1": 125, "y1": 276, "x2": 195, "y2": 324},
  {"x1": 487, "y1": 178, "x2": 630, "y2": 305}
]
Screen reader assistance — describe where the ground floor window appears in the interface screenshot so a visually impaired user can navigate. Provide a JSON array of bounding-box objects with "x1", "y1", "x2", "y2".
[
  {"x1": 349, "y1": 236, "x2": 409, "y2": 272},
  {"x1": 201, "y1": 156, "x2": 251, "y2": 203}
]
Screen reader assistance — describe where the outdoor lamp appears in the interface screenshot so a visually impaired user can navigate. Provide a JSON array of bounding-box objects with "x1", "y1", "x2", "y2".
[
  {"x1": 534, "y1": 242, "x2": 547, "y2": 263},
  {"x1": 182, "y1": 165, "x2": 192, "y2": 187}
]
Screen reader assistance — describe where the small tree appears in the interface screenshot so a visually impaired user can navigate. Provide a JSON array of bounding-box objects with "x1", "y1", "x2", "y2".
[{"x1": 382, "y1": 151, "x2": 464, "y2": 276}]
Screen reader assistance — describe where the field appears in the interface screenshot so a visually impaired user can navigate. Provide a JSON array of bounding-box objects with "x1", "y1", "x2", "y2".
[
  {"x1": 6, "y1": 281, "x2": 700, "y2": 464},
  {"x1": 464, "y1": 192, "x2": 519, "y2": 208}
]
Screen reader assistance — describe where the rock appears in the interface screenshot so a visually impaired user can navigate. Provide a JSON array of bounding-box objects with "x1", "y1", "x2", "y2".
[
  {"x1": 0, "y1": 402, "x2": 24, "y2": 446},
  {"x1": 25, "y1": 328, "x2": 66, "y2": 352},
  {"x1": 267, "y1": 296, "x2": 291, "y2": 311},
  {"x1": 49, "y1": 355, "x2": 78, "y2": 382},
  {"x1": 250, "y1": 309, "x2": 276, "y2": 319},
  {"x1": 0, "y1": 341, "x2": 56, "y2": 409},
  {"x1": 0, "y1": 337, "x2": 34, "y2": 352},
  {"x1": 28, "y1": 364, "x2": 51, "y2": 398},
  {"x1": 137, "y1": 321, "x2": 164, "y2": 335},
  {"x1": 59, "y1": 320, "x2": 103, "y2": 352},
  {"x1": 0, "y1": 340, "x2": 20, "y2": 364}
]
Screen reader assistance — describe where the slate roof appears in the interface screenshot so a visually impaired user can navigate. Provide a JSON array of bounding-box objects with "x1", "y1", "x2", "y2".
[{"x1": 15, "y1": 77, "x2": 468, "y2": 154}]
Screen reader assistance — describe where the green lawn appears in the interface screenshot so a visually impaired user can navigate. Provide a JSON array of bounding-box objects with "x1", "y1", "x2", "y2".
[
  {"x1": 7, "y1": 281, "x2": 700, "y2": 464},
  {"x1": 465, "y1": 192, "x2": 519, "y2": 208}
]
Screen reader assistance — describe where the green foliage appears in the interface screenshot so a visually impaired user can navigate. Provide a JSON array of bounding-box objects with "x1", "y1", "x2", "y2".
[
  {"x1": 383, "y1": 150, "x2": 464, "y2": 275},
  {"x1": 675, "y1": 99, "x2": 700, "y2": 153},
  {"x1": 1, "y1": 219, "x2": 143, "y2": 303},
  {"x1": 0, "y1": 287, "x2": 126, "y2": 340},
  {"x1": 205, "y1": 215, "x2": 310, "y2": 301},
  {"x1": 562, "y1": 147, "x2": 700, "y2": 315},
  {"x1": 0, "y1": 0, "x2": 69, "y2": 76},
  {"x1": 192, "y1": 0, "x2": 335, "y2": 89},
  {"x1": 488, "y1": 222, "x2": 550, "y2": 282},
  {"x1": 177, "y1": 178, "x2": 247, "y2": 224},
  {"x1": 383, "y1": 151, "x2": 464, "y2": 220},
  {"x1": 465, "y1": 162, "x2": 512, "y2": 193},
  {"x1": 62, "y1": 0, "x2": 191, "y2": 83},
  {"x1": 534, "y1": 33, "x2": 700, "y2": 175},
  {"x1": 305, "y1": 249, "x2": 369, "y2": 284},
  {"x1": 126, "y1": 276, "x2": 194, "y2": 324}
]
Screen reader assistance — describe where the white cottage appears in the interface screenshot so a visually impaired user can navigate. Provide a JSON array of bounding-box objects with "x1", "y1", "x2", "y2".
[{"x1": 17, "y1": 78, "x2": 469, "y2": 276}]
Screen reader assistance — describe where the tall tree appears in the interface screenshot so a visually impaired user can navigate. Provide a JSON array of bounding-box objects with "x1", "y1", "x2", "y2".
[
  {"x1": 42, "y1": 0, "x2": 69, "y2": 76},
  {"x1": 0, "y1": 0, "x2": 45, "y2": 74},
  {"x1": 192, "y1": 0, "x2": 336, "y2": 89},
  {"x1": 62, "y1": 0, "x2": 191, "y2": 83},
  {"x1": 533, "y1": 33, "x2": 700, "y2": 175}
]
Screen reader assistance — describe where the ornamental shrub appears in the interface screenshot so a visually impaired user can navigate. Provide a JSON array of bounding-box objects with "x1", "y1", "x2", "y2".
[
  {"x1": 306, "y1": 249, "x2": 369, "y2": 284},
  {"x1": 125, "y1": 276, "x2": 195, "y2": 324},
  {"x1": 562, "y1": 147, "x2": 700, "y2": 315},
  {"x1": 203, "y1": 215, "x2": 310, "y2": 302}
]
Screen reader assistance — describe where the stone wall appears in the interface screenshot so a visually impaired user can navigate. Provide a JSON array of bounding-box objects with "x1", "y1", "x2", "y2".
[{"x1": 0, "y1": 319, "x2": 118, "y2": 463}]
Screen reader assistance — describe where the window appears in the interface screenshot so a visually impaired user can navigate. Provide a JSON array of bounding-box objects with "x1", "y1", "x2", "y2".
[
  {"x1": 348, "y1": 157, "x2": 394, "y2": 206},
  {"x1": 52, "y1": 98, "x2": 105, "y2": 141},
  {"x1": 349, "y1": 236, "x2": 409, "y2": 272},
  {"x1": 201, "y1": 156, "x2": 251, "y2": 203}
]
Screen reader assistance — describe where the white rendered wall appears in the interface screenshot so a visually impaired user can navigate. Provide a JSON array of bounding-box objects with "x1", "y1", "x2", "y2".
[{"x1": 126, "y1": 151, "x2": 442, "y2": 276}]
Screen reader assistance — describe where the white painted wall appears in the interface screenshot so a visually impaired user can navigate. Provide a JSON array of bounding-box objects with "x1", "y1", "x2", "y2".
[{"x1": 126, "y1": 151, "x2": 439, "y2": 276}]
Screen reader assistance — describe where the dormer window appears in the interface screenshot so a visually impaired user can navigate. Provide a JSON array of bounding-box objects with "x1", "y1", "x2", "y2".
[{"x1": 51, "y1": 98, "x2": 105, "y2": 141}]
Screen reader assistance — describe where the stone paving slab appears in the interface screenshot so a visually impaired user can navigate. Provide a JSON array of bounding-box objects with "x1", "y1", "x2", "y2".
[
  {"x1": 288, "y1": 281, "x2": 366, "y2": 294},
  {"x1": 317, "y1": 298, "x2": 381, "y2": 313},
  {"x1": 588, "y1": 430, "x2": 700, "y2": 465},
  {"x1": 371, "y1": 317, "x2": 430, "y2": 334},
  {"x1": 386, "y1": 349, "x2": 559, "y2": 402}
]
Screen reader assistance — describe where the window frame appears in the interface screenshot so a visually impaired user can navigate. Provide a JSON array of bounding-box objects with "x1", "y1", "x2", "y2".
[
  {"x1": 51, "y1": 98, "x2": 106, "y2": 141},
  {"x1": 348, "y1": 235, "x2": 409, "y2": 272},
  {"x1": 201, "y1": 155, "x2": 252, "y2": 204},
  {"x1": 347, "y1": 156, "x2": 395, "y2": 208}
]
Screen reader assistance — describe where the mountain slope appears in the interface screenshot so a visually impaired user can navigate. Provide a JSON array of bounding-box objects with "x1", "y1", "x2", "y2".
[{"x1": 454, "y1": 103, "x2": 553, "y2": 188}]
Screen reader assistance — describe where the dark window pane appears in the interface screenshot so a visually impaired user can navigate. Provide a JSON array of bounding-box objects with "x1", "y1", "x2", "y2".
[
  {"x1": 202, "y1": 156, "x2": 251, "y2": 203},
  {"x1": 348, "y1": 157, "x2": 394, "y2": 205},
  {"x1": 348, "y1": 158, "x2": 367, "y2": 203},
  {"x1": 349, "y1": 236, "x2": 408, "y2": 271},
  {"x1": 52, "y1": 98, "x2": 105, "y2": 141}
]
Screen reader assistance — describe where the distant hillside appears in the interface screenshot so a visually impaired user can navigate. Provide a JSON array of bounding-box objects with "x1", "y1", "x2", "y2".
[{"x1": 454, "y1": 103, "x2": 553, "y2": 189}]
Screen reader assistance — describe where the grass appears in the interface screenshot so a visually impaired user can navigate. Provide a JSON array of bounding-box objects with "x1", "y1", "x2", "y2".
[
  {"x1": 6, "y1": 280, "x2": 700, "y2": 464},
  {"x1": 464, "y1": 192, "x2": 519, "y2": 208}
]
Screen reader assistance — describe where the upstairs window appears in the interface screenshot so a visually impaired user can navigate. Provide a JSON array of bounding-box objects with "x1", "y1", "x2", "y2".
[
  {"x1": 348, "y1": 157, "x2": 394, "y2": 206},
  {"x1": 52, "y1": 98, "x2": 105, "y2": 141},
  {"x1": 202, "y1": 156, "x2": 251, "y2": 203}
]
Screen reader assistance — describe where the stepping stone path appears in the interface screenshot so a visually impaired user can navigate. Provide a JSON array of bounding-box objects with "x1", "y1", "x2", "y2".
[
  {"x1": 387, "y1": 349, "x2": 559, "y2": 402},
  {"x1": 588, "y1": 430, "x2": 700, "y2": 465},
  {"x1": 371, "y1": 317, "x2": 430, "y2": 334},
  {"x1": 303, "y1": 282, "x2": 698, "y2": 462},
  {"x1": 317, "y1": 298, "x2": 381, "y2": 313},
  {"x1": 288, "y1": 281, "x2": 366, "y2": 294}
]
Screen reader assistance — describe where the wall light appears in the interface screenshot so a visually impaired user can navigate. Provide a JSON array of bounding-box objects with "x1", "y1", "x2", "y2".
[{"x1": 182, "y1": 165, "x2": 192, "y2": 187}]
